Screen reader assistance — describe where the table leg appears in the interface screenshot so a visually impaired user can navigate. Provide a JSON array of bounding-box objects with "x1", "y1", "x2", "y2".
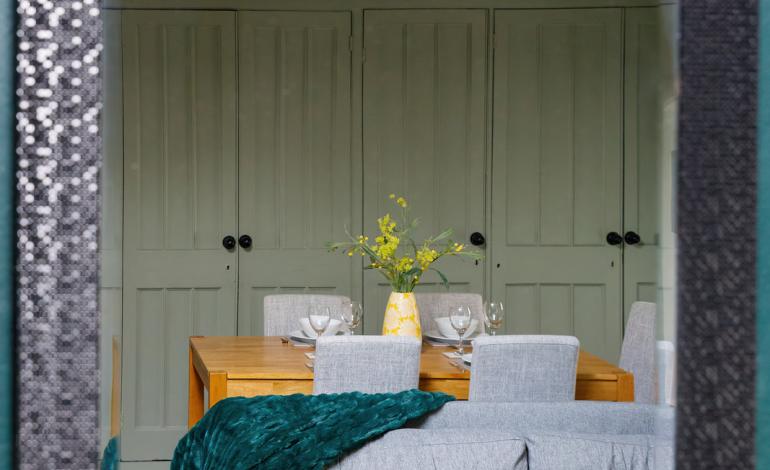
[
  {"x1": 617, "y1": 373, "x2": 635, "y2": 402},
  {"x1": 208, "y1": 371, "x2": 227, "y2": 409},
  {"x1": 188, "y1": 343, "x2": 204, "y2": 428}
]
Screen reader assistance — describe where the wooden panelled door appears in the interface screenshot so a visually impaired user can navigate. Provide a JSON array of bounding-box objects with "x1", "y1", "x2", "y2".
[
  {"x1": 121, "y1": 11, "x2": 238, "y2": 460},
  {"x1": 362, "y1": 10, "x2": 488, "y2": 334},
  {"x1": 623, "y1": 7, "x2": 674, "y2": 325},
  {"x1": 491, "y1": 9, "x2": 624, "y2": 361},
  {"x1": 236, "y1": 12, "x2": 355, "y2": 335}
]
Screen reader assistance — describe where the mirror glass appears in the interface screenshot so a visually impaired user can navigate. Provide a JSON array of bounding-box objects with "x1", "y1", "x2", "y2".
[{"x1": 98, "y1": 3, "x2": 680, "y2": 467}]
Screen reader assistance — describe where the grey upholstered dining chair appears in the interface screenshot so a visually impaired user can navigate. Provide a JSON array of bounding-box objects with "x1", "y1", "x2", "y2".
[
  {"x1": 263, "y1": 294, "x2": 351, "y2": 336},
  {"x1": 313, "y1": 336, "x2": 422, "y2": 394},
  {"x1": 619, "y1": 301, "x2": 657, "y2": 404},
  {"x1": 414, "y1": 293, "x2": 485, "y2": 334},
  {"x1": 469, "y1": 335, "x2": 580, "y2": 402}
]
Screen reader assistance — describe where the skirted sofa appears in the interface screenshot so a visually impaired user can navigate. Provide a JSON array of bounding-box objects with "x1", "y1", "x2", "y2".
[{"x1": 330, "y1": 401, "x2": 674, "y2": 470}]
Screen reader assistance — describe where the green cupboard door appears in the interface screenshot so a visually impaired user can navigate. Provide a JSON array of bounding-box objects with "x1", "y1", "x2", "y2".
[
  {"x1": 121, "y1": 11, "x2": 237, "y2": 460},
  {"x1": 623, "y1": 7, "x2": 678, "y2": 328},
  {"x1": 237, "y1": 12, "x2": 355, "y2": 335},
  {"x1": 491, "y1": 9, "x2": 623, "y2": 361},
  {"x1": 363, "y1": 10, "x2": 488, "y2": 334}
]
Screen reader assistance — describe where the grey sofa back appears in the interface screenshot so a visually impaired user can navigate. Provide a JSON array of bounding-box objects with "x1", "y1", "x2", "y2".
[
  {"x1": 410, "y1": 401, "x2": 673, "y2": 438},
  {"x1": 335, "y1": 401, "x2": 675, "y2": 470}
]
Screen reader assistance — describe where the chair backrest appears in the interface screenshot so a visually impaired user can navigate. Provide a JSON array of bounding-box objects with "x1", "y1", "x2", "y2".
[
  {"x1": 263, "y1": 294, "x2": 351, "y2": 336},
  {"x1": 414, "y1": 293, "x2": 485, "y2": 334},
  {"x1": 656, "y1": 340, "x2": 676, "y2": 406},
  {"x1": 619, "y1": 301, "x2": 657, "y2": 404},
  {"x1": 469, "y1": 335, "x2": 580, "y2": 402},
  {"x1": 313, "y1": 336, "x2": 421, "y2": 394}
]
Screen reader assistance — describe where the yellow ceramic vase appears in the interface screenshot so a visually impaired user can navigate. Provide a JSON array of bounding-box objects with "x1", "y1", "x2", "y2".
[{"x1": 382, "y1": 292, "x2": 422, "y2": 338}]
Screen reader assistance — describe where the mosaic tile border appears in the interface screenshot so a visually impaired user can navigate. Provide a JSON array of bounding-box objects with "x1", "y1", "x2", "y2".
[
  {"x1": 14, "y1": 0, "x2": 102, "y2": 467},
  {"x1": 677, "y1": 1, "x2": 758, "y2": 468}
]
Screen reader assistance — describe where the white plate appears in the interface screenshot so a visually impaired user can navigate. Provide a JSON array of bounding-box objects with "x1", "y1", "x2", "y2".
[
  {"x1": 299, "y1": 317, "x2": 343, "y2": 338},
  {"x1": 423, "y1": 330, "x2": 479, "y2": 344},
  {"x1": 462, "y1": 353, "x2": 472, "y2": 365},
  {"x1": 288, "y1": 330, "x2": 316, "y2": 344},
  {"x1": 289, "y1": 329, "x2": 345, "y2": 345},
  {"x1": 434, "y1": 317, "x2": 480, "y2": 338}
]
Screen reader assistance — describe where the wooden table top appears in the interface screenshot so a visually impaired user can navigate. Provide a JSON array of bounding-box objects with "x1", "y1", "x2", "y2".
[{"x1": 190, "y1": 336, "x2": 628, "y2": 382}]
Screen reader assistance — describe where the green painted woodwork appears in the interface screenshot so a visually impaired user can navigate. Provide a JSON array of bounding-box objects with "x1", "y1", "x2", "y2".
[
  {"x1": 121, "y1": 10, "x2": 239, "y2": 460},
  {"x1": 105, "y1": 0, "x2": 676, "y2": 10},
  {"x1": 100, "y1": 9, "x2": 124, "y2": 454},
  {"x1": 362, "y1": 10, "x2": 488, "y2": 334},
  {"x1": 490, "y1": 9, "x2": 624, "y2": 361},
  {"x1": 623, "y1": 7, "x2": 675, "y2": 332},
  {"x1": 236, "y1": 12, "x2": 356, "y2": 336}
]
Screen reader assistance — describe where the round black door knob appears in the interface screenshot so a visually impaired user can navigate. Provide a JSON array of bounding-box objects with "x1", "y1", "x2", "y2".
[
  {"x1": 606, "y1": 232, "x2": 623, "y2": 246},
  {"x1": 624, "y1": 231, "x2": 641, "y2": 245},
  {"x1": 470, "y1": 232, "x2": 486, "y2": 246},
  {"x1": 222, "y1": 235, "x2": 236, "y2": 250},
  {"x1": 238, "y1": 234, "x2": 253, "y2": 249}
]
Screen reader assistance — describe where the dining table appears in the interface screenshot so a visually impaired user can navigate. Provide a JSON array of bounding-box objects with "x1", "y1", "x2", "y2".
[{"x1": 188, "y1": 336, "x2": 634, "y2": 428}]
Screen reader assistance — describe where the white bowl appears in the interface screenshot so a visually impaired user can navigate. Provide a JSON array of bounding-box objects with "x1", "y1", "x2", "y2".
[
  {"x1": 434, "y1": 317, "x2": 478, "y2": 339},
  {"x1": 299, "y1": 317, "x2": 343, "y2": 338}
]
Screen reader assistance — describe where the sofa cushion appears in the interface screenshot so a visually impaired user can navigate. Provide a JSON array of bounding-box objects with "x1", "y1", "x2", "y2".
[
  {"x1": 412, "y1": 401, "x2": 664, "y2": 436},
  {"x1": 330, "y1": 429, "x2": 528, "y2": 470},
  {"x1": 525, "y1": 432, "x2": 673, "y2": 470}
]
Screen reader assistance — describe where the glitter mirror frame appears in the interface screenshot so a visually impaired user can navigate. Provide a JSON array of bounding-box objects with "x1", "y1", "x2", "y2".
[{"x1": 14, "y1": 0, "x2": 101, "y2": 468}]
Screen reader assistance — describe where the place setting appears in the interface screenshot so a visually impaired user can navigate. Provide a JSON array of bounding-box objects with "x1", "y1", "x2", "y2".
[
  {"x1": 428, "y1": 301, "x2": 505, "y2": 370},
  {"x1": 280, "y1": 301, "x2": 363, "y2": 369}
]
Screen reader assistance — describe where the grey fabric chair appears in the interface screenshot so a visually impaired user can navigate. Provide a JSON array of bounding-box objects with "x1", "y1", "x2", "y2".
[
  {"x1": 263, "y1": 294, "x2": 351, "y2": 336},
  {"x1": 619, "y1": 301, "x2": 657, "y2": 404},
  {"x1": 469, "y1": 335, "x2": 580, "y2": 402},
  {"x1": 414, "y1": 293, "x2": 485, "y2": 334},
  {"x1": 313, "y1": 336, "x2": 421, "y2": 394}
]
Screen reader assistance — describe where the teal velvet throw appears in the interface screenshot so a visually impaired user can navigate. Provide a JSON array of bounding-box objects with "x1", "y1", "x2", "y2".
[{"x1": 172, "y1": 390, "x2": 454, "y2": 469}]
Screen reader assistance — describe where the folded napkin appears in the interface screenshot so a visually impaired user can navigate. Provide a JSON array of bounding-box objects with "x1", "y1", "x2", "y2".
[{"x1": 172, "y1": 390, "x2": 454, "y2": 470}]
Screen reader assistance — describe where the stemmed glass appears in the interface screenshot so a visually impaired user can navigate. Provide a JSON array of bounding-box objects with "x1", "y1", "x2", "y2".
[
  {"x1": 308, "y1": 306, "x2": 331, "y2": 339},
  {"x1": 483, "y1": 301, "x2": 504, "y2": 336},
  {"x1": 449, "y1": 305, "x2": 473, "y2": 356},
  {"x1": 341, "y1": 301, "x2": 362, "y2": 335}
]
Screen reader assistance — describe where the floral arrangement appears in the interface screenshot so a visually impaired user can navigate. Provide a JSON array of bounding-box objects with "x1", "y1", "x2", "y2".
[{"x1": 328, "y1": 194, "x2": 482, "y2": 292}]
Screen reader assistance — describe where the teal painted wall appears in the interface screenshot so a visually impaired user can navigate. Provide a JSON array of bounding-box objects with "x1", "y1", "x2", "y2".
[
  {"x1": 758, "y1": 0, "x2": 770, "y2": 466},
  {"x1": 0, "y1": 0, "x2": 14, "y2": 467}
]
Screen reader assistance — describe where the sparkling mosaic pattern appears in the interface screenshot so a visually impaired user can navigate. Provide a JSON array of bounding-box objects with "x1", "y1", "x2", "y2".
[
  {"x1": 677, "y1": 0, "x2": 757, "y2": 468},
  {"x1": 15, "y1": 0, "x2": 101, "y2": 467}
]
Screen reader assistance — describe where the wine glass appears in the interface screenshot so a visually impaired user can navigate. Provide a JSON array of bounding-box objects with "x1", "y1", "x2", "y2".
[
  {"x1": 484, "y1": 301, "x2": 504, "y2": 335},
  {"x1": 341, "y1": 301, "x2": 362, "y2": 335},
  {"x1": 308, "y1": 306, "x2": 331, "y2": 339},
  {"x1": 449, "y1": 305, "x2": 473, "y2": 356}
]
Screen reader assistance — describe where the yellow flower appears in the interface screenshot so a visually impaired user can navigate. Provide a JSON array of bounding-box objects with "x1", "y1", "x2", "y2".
[
  {"x1": 396, "y1": 197, "x2": 408, "y2": 208},
  {"x1": 389, "y1": 194, "x2": 396, "y2": 199},
  {"x1": 377, "y1": 214, "x2": 396, "y2": 235},
  {"x1": 373, "y1": 232, "x2": 399, "y2": 260},
  {"x1": 453, "y1": 243, "x2": 465, "y2": 252},
  {"x1": 396, "y1": 256, "x2": 414, "y2": 272},
  {"x1": 416, "y1": 247, "x2": 439, "y2": 270}
]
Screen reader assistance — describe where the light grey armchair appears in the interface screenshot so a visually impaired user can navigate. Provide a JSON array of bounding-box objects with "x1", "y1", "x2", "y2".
[
  {"x1": 313, "y1": 336, "x2": 422, "y2": 394},
  {"x1": 469, "y1": 335, "x2": 580, "y2": 402},
  {"x1": 263, "y1": 294, "x2": 351, "y2": 336},
  {"x1": 619, "y1": 301, "x2": 657, "y2": 404},
  {"x1": 414, "y1": 293, "x2": 485, "y2": 334}
]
